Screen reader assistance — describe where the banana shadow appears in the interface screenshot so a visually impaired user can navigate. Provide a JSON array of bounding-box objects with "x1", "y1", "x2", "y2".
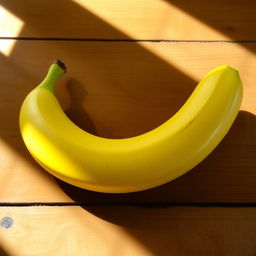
[
  {"x1": 88, "y1": 206, "x2": 193, "y2": 256},
  {"x1": 0, "y1": 246, "x2": 9, "y2": 256},
  {"x1": 86, "y1": 205, "x2": 183, "y2": 256},
  {"x1": 56, "y1": 110, "x2": 256, "y2": 203},
  {"x1": 64, "y1": 78, "x2": 98, "y2": 135}
]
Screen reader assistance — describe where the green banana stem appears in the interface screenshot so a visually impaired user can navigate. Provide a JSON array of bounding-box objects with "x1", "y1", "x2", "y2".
[{"x1": 38, "y1": 59, "x2": 66, "y2": 93}]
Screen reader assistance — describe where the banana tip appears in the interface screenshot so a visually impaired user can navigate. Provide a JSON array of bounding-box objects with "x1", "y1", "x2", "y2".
[
  {"x1": 222, "y1": 65, "x2": 238, "y2": 73},
  {"x1": 53, "y1": 59, "x2": 67, "y2": 73}
]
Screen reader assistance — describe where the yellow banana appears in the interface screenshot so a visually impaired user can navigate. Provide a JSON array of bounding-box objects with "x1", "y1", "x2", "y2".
[{"x1": 19, "y1": 60, "x2": 243, "y2": 193}]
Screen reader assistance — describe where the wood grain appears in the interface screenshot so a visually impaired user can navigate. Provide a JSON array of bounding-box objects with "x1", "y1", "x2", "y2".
[
  {"x1": 0, "y1": 206, "x2": 256, "y2": 255},
  {"x1": 0, "y1": 0, "x2": 255, "y2": 253},
  {"x1": 0, "y1": 0, "x2": 255, "y2": 40},
  {"x1": 0, "y1": 40, "x2": 255, "y2": 203}
]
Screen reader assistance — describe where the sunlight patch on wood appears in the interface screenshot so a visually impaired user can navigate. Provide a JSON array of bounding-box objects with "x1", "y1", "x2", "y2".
[
  {"x1": 138, "y1": 41, "x2": 256, "y2": 113},
  {"x1": 0, "y1": 207, "x2": 153, "y2": 256},
  {"x1": 70, "y1": 0, "x2": 256, "y2": 107},
  {"x1": 0, "y1": 5, "x2": 24, "y2": 56},
  {"x1": 71, "y1": 0, "x2": 230, "y2": 40},
  {"x1": 0, "y1": 139, "x2": 72, "y2": 202}
]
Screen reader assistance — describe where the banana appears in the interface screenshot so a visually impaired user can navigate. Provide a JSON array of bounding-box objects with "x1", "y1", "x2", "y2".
[{"x1": 19, "y1": 60, "x2": 243, "y2": 193}]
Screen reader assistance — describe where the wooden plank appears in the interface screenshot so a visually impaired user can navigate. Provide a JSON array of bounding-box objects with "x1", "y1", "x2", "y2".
[
  {"x1": 0, "y1": 0, "x2": 256, "y2": 40},
  {"x1": 0, "y1": 40, "x2": 255, "y2": 202},
  {"x1": 0, "y1": 206, "x2": 256, "y2": 255}
]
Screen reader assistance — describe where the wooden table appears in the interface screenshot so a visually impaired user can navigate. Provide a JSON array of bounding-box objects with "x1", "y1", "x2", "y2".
[{"x1": 0, "y1": 0, "x2": 255, "y2": 255}]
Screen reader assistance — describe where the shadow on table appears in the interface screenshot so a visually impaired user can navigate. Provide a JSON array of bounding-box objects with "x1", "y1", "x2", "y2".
[
  {"x1": 64, "y1": 78, "x2": 98, "y2": 135},
  {"x1": 0, "y1": 246, "x2": 9, "y2": 256},
  {"x1": 56, "y1": 110, "x2": 256, "y2": 204},
  {"x1": 0, "y1": 0, "x2": 254, "y2": 207},
  {"x1": 0, "y1": 1, "x2": 255, "y2": 255}
]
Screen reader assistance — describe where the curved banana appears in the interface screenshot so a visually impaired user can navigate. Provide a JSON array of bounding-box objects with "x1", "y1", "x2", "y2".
[{"x1": 19, "y1": 60, "x2": 243, "y2": 193}]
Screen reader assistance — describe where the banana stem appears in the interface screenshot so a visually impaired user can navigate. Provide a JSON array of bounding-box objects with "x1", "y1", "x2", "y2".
[{"x1": 38, "y1": 59, "x2": 66, "y2": 93}]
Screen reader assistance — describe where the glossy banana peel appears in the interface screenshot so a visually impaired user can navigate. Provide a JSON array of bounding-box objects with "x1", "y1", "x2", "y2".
[{"x1": 19, "y1": 60, "x2": 243, "y2": 193}]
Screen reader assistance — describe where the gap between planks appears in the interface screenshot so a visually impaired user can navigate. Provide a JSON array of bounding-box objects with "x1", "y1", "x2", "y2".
[
  {"x1": 1, "y1": 37, "x2": 256, "y2": 44},
  {"x1": 1, "y1": 202, "x2": 256, "y2": 207}
]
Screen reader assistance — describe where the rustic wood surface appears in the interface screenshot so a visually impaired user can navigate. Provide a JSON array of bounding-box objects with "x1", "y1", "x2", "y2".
[
  {"x1": 0, "y1": 206, "x2": 256, "y2": 256},
  {"x1": 0, "y1": 0, "x2": 255, "y2": 40},
  {"x1": 0, "y1": 0, "x2": 255, "y2": 255},
  {"x1": 0, "y1": 41, "x2": 255, "y2": 203}
]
